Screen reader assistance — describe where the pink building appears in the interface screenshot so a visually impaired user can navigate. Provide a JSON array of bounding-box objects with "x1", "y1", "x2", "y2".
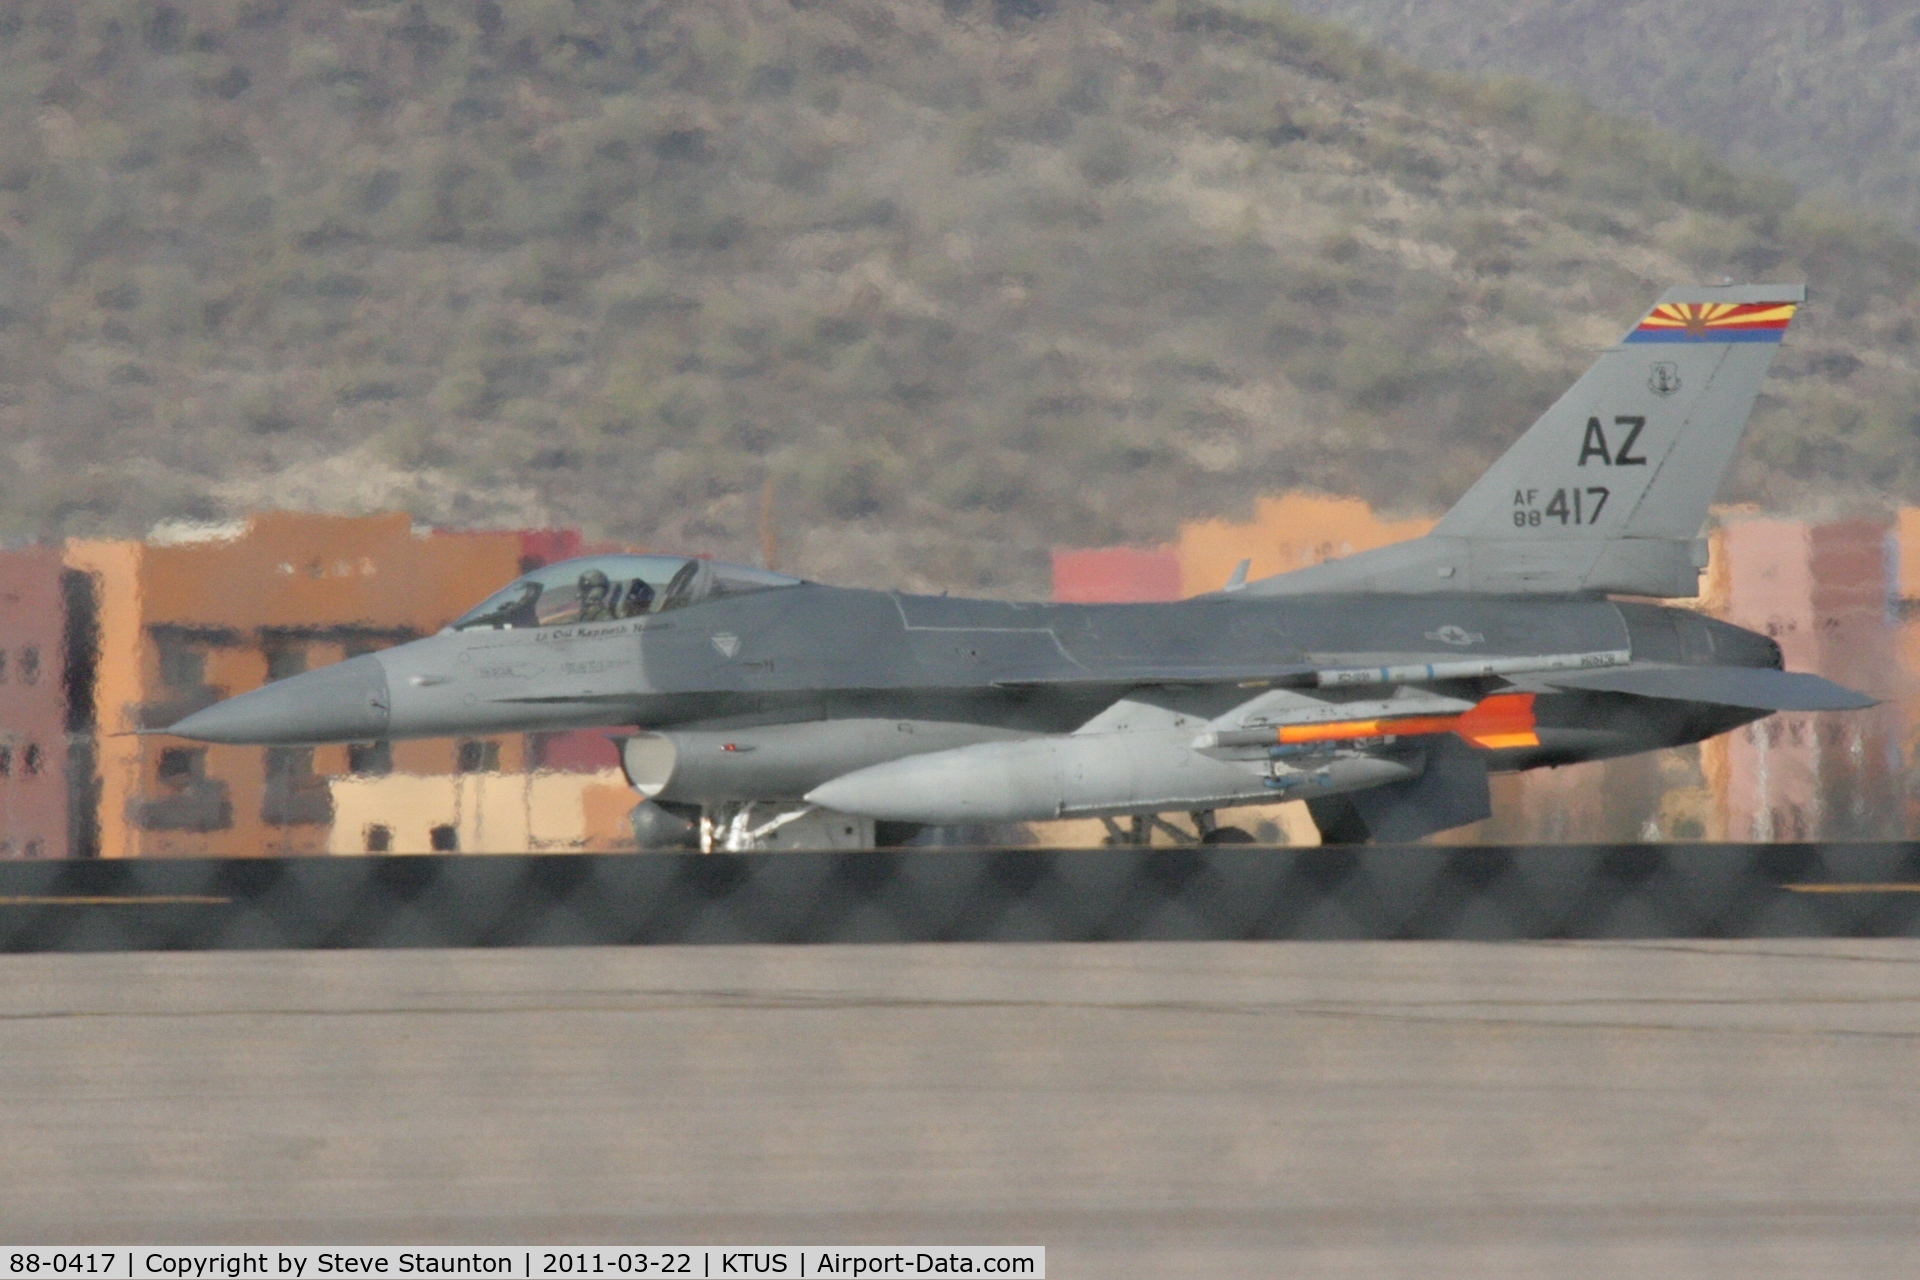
[
  {"x1": 1051, "y1": 547, "x2": 1183, "y2": 603},
  {"x1": 1711, "y1": 516, "x2": 1902, "y2": 840},
  {"x1": 0, "y1": 545, "x2": 89, "y2": 858}
]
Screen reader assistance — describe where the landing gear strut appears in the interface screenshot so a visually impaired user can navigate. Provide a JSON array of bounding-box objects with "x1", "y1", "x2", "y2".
[
  {"x1": 1194, "y1": 808, "x2": 1257, "y2": 844},
  {"x1": 1098, "y1": 811, "x2": 1255, "y2": 847}
]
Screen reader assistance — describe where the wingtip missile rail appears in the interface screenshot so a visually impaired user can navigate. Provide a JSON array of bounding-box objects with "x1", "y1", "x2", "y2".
[{"x1": 1301, "y1": 649, "x2": 1630, "y2": 691}]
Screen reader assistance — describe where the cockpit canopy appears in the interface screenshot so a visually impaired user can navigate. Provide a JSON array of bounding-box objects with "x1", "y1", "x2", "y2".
[{"x1": 450, "y1": 554, "x2": 801, "y2": 631}]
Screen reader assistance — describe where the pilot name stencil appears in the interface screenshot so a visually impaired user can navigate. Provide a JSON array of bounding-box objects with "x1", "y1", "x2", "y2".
[
  {"x1": 534, "y1": 621, "x2": 637, "y2": 642},
  {"x1": 476, "y1": 663, "x2": 543, "y2": 681},
  {"x1": 561, "y1": 658, "x2": 630, "y2": 676}
]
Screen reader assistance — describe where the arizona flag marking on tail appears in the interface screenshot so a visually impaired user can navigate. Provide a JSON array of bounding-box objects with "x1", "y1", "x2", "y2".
[{"x1": 1625, "y1": 300, "x2": 1797, "y2": 343}]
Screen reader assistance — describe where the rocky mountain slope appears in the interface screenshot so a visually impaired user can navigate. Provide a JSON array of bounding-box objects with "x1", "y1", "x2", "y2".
[
  {"x1": 1287, "y1": 0, "x2": 1920, "y2": 236},
  {"x1": 2, "y1": 0, "x2": 1918, "y2": 595}
]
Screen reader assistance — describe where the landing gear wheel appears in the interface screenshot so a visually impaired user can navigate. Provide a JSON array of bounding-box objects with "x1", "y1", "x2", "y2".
[
  {"x1": 1305, "y1": 796, "x2": 1372, "y2": 845},
  {"x1": 1199, "y1": 825, "x2": 1256, "y2": 845}
]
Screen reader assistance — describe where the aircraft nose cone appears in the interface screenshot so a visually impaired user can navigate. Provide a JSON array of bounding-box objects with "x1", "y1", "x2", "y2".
[{"x1": 167, "y1": 655, "x2": 391, "y2": 745}]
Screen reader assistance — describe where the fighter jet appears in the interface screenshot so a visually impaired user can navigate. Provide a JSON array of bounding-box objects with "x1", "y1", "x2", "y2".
[{"x1": 170, "y1": 283, "x2": 1874, "y2": 847}]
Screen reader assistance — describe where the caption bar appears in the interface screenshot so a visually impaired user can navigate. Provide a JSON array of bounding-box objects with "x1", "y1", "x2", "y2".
[{"x1": 3, "y1": 1251, "x2": 1042, "y2": 1280}]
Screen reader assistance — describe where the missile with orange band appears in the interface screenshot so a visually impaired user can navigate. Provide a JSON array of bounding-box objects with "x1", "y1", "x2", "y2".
[{"x1": 1201, "y1": 692, "x2": 1539, "y2": 751}]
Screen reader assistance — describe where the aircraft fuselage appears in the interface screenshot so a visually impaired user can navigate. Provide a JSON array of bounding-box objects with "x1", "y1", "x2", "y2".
[{"x1": 176, "y1": 583, "x2": 1779, "y2": 790}]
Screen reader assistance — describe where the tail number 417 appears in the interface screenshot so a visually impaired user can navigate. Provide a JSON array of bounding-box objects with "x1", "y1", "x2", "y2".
[{"x1": 1512, "y1": 486, "x2": 1609, "y2": 527}]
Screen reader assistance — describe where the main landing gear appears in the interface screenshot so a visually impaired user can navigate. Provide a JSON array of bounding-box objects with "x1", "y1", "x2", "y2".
[{"x1": 1099, "y1": 810, "x2": 1257, "y2": 847}]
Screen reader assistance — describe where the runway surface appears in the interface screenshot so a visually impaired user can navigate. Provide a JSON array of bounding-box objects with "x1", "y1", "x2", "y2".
[
  {"x1": 4, "y1": 940, "x2": 1919, "y2": 1275},
  {"x1": 5, "y1": 844, "x2": 1920, "y2": 949}
]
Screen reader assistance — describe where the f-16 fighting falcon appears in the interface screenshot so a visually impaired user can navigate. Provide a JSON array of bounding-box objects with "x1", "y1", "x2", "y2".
[{"x1": 169, "y1": 284, "x2": 1874, "y2": 848}]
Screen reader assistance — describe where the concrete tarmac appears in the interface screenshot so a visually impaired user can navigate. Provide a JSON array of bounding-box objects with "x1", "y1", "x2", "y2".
[{"x1": 3, "y1": 941, "x2": 1919, "y2": 1276}]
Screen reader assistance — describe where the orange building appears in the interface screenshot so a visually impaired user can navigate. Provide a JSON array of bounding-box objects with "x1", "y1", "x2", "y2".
[
  {"x1": 57, "y1": 511, "x2": 617, "y2": 857},
  {"x1": 1051, "y1": 492, "x2": 1437, "y2": 603},
  {"x1": 1172, "y1": 493, "x2": 1435, "y2": 599}
]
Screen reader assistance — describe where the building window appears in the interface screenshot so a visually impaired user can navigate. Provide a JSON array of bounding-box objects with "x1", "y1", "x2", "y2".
[
  {"x1": 144, "y1": 630, "x2": 222, "y2": 730},
  {"x1": 61, "y1": 569, "x2": 101, "y2": 737},
  {"x1": 21, "y1": 744, "x2": 40, "y2": 776},
  {"x1": 456, "y1": 739, "x2": 500, "y2": 773},
  {"x1": 157, "y1": 747, "x2": 204, "y2": 788},
  {"x1": 0, "y1": 745, "x2": 9, "y2": 776},
  {"x1": 428, "y1": 824, "x2": 458, "y2": 852},
  {"x1": 262, "y1": 746, "x2": 333, "y2": 826},
  {"x1": 0, "y1": 649, "x2": 8, "y2": 682},
  {"x1": 23, "y1": 839, "x2": 41, "y2": 859},
  {"x1": 18, "y1": 646, "x2": 38, "y2": 686},
  {"x1": 129, "y1": 744, "x2": 231, "y2": 832},
  {"x1": 347, "y1": 740, "x2": 393, "y2": 776},
  {"x1": 364, "y1": 824, "x2": 393, "y2": 853},
  {"x1": 264, "y1": 644, "x2": 308, "y2": 683},
  {"x1": 156, "y1": 637, "x2": 206, "y2": 691}
]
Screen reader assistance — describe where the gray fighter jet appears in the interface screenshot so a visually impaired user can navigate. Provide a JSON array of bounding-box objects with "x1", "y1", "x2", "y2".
[{"x1": 171, "y1": 283, "x2": 1874, "y2": 847}]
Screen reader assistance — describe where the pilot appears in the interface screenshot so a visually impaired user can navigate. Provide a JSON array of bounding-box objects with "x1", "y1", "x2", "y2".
[
  {"x1": 616, "y1": 578, "x2": 655, "y2": 618},
  {"x1": 576, "y1": 568, "x2": 613, "y2": 621}
]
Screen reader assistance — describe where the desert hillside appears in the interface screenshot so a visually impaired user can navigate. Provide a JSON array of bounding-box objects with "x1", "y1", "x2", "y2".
[
  {"x1": 1288, "y1": 0, "x2": 1920, "y2": 236},
  {"x1": 1, "y1": 0, "x2": 1917, "y2": 595}
]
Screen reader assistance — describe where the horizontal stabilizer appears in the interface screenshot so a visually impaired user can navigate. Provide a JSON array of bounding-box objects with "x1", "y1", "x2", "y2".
[{"x1": 1541, "y1": 665, "x2": 1876, "y2": 711}]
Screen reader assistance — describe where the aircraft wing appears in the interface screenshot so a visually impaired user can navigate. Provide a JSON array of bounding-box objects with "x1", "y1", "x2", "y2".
[
  {"x1": 1537, "y1": 664, "x2": 1877, "y2": 711},
  {"x1": 993, "y1": 649, "x2": 1632, "y2": 691},
  {"x1": 991, "y1": 663, "x2": 1319, "y2": 688}
]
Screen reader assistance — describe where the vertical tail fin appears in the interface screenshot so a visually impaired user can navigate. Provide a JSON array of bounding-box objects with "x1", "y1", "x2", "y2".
[{"x1": 1249, "y1": 283, "x2": 1805, "y2": 597}]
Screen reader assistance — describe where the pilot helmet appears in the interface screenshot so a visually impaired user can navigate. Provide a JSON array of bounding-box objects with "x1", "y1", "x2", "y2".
[{"x1": 577, "y1": 567, "x2": 611, "y2": 602}]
